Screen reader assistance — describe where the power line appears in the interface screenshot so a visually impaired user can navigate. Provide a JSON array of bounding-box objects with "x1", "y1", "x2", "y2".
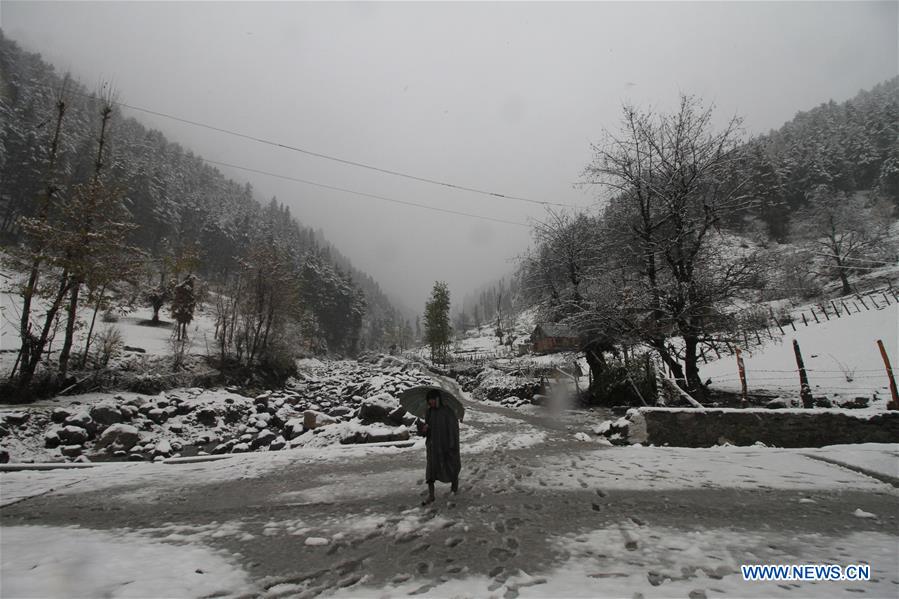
[
  {"x1": 203, "y1": 158, "x2": 530, "y2": 228},
  {"x1": 78, "y1": 92, "x2": 572, "y2": 208}
]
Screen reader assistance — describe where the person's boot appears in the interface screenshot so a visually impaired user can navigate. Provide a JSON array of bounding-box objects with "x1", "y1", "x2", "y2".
[
  {"x1": 422, "y1": 482, "x2": 435, "y2": 505},
  {"x1": 451, "y1": 478, "x2": 459, "y2": 494}
]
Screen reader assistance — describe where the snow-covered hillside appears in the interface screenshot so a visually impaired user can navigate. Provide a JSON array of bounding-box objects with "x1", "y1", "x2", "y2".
[
  {"x1": 1, "y1": 264, "x2": 218, "y2": 374},
  {"x1": 703, "y1": 298, "x2": 898, "y2": 406}
]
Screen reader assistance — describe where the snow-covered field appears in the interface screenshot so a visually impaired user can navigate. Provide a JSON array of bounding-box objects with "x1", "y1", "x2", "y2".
[
  {"x1": 0, "y1": 263, "x2": 218, "y2": 374},
  {"x1": 703, "y1": 300, "x2": 898, "y2": 405}
]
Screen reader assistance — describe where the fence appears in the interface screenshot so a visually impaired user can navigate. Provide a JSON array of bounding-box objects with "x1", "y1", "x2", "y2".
[{"x1": 692, "y1": 285, "x2": 898, "y2": 367}]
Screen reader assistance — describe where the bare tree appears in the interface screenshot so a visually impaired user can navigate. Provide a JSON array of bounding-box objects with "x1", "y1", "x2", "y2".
[
  {"x1": 791, "y1": 185, "x2": 895, "y2": 296},
  {"x1": 579, "y1": 95, "x2": 757, "y2": 397}
]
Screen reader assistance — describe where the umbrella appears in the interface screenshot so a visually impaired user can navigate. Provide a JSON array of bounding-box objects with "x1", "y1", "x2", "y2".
[{"x1": 398, "y1": 385, "x2": 465, "y2": 422}]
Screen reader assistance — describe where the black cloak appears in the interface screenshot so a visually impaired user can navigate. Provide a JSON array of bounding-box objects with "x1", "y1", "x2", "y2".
[{"x1": 425, "y1": 403, "x2": 461, "y2": 483}]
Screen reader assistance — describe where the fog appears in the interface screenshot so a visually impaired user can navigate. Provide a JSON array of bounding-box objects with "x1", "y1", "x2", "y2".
[{"x1": 2, "y1": 1, "x2": 896, "y2": 312}]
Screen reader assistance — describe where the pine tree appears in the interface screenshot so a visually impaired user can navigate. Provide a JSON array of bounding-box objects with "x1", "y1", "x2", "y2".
[{"x1": 424, "y1": 281, "x2": 451, "y2": 364}]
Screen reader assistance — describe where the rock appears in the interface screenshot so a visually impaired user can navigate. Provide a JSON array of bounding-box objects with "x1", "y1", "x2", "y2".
[
  {"x1": 60, "y1": 444, "x2": 83, "y2": 458},
  {"x1": 252, "y1": 429, "x2": 276, "y2": 449},
  {"x1": 58, "y1": 425, "x2": 89, "y2": 446},
  {"x1": 195, "y1": 408, "x2": 218, "y2": 427},
  {"x1": 89, "y1": 403, "x2": 123, "y2": 426},
  {"x1": 474, "y1": 374, "x2": 542, "y2": 402},
  {"x1": 0, "y1": 425, "x2": 8, "y2": 439},
  {"x1": 0, "y1": 447, "x2": 9, "y2": 463},
  {"x1": 328, "y1": 406, "x2": 354, "y2": 418},
  {"x1": 51, "y1": 408, "x2": 72, "y2": 423},
  {"x1": 341, "y1": 429, "x2": 411, "y2": 445},
  {"x1": 65, "y1": 410, "x2": 94, "y2": 429},
  {"x1": 841, "y1": 396, "x2": 870, "y2": 409},
  {"x1": 1, "y1": 411, "x2": 30, "y2": 426},
  {"x1": 44, "y1": 428, "x2": 62, "y2": 448},
  {"x1": 213, "y1": 440, "x2": 236, "y2": 454},
  {"x1": 283, "y1": 418, "x2": 305, "y2": 440},
  {"x1": 231, "y1": 442, "x2": 251, "y2": 453},
  {"x1": 386, "y1": 406, "x2": 409, "y2": 425},
  {"x1": 358, "y1": 393, "x2": 399, "y2": 424},
  {"x1": 813, "y1": 396, "x2": 833, "y2": 408},
  {"x1": 765, "y1": 399, "x2": 789, "y2": 409},
  {"x1": 147, "y1": 408, "x2": 168, "y2": 424},
  {"x1": 593, "y1": 421, "x2": 612, "y2": 436},
  {"x1": 531, "y1": 394, "x2": 548, "y2": 406},
  {"x1": 96, "y1": 424, "x2": 141, "y2": 452},
  {"x1": 154, "y1": 439, "x2": 173, "y2": 456},
  {"x1": 304, "y1": 537, "x2": 329, "y2": 546},
  {"x1": 304, "y1": 410, "x2": 336, "y2": 430},
  {"x1": 269, "y1": 435, "x2": 287, "y2": 451},
  {"x1": 72, "y1": 455, "x2": 91, "y2": 463},
  {"x1": 128, "y1": 451, "x2": 146, "y2": 461},
  {"x1": 118, "y1": 405, "x2": 139, "y2": 420}
]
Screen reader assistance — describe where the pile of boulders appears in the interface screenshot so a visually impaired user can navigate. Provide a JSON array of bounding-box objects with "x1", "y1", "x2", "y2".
[
  {"x1": 0, "y1": 355, "x2": 435, "y2": 463},
  {"x1": 470, "y1": 369, "x2": 543, "y2": 404}
]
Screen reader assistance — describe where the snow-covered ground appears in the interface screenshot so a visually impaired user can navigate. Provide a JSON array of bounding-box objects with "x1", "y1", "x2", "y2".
[
  {"x1": 2, "y1": 434, "x2": 896, "y2": 598},
  {"x1": 0, "y1": 263, "x2": 218, "y2": 374},
  {"x1": 703, "y1": 301, "x2": 898, "y2": 405}
]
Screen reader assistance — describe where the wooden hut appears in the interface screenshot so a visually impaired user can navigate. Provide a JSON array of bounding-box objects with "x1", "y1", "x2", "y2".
[{"x1": 530, "y1": 324, "x2": 580, "y2": 354}]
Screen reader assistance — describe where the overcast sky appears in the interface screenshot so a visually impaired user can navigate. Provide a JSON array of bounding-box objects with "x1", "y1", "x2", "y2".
[{"x1": 2, "y1": 1, "x2": 897, "y2": 314}]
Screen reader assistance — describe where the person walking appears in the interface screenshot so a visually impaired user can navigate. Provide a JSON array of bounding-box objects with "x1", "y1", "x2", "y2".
[{"x1": 419, "y1": 388, "x2": 461, "y2": 505}]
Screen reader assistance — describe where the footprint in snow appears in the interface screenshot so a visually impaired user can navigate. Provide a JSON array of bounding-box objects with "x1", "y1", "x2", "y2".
[{"x1": 489, "y1": 547, "x2": 516, "y2": 561}]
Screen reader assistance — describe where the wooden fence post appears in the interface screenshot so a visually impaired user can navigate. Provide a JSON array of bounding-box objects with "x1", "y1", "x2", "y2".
[
  {"x1": 856, "y1": 295, "x2": 869, "y2": 310},
  {"x1": 819, "y1": 304, "x2": 830, "y2": 321},
  {"x1": 736, "y1": 348, "x2": 748, "y2": 408},
  {"x1": 870, "y1": 295, "x2": 880, "y2": 310},
  {"x1": 882, "y1": 292, "x2": 890, "y2": 306},
  {"x1": 811, "y1": 308, "x2": 819, "y2": 323},
  {"x1": 802, "y1": 312, "x2": 808, "y2": 326},
  {"x1": 793, "y1": 339, "x2": 814, "y2": 408},
  {"x1": 876, "y1": 339, "x2": 899, "y2": 410},
  {"x1": 830, "y1": 300, "x2": 841, "y2": 317}
]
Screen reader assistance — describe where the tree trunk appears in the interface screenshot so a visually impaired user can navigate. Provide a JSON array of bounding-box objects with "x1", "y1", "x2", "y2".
[
  {"x1": 683, "y1": 336, "x2": 706, "y2": 400},
  {"x1": 584, "y1": 347, "x2": 608, "y2": 395},
  {"x1": 838, "y1": 269, "x2": 852, "y2": 297},
  {"x1": 80, "y1": 284, "x2": 106, "y2": 368},
  {"x1": 649, "y1": 339, "x2": 685, "y2": 383},
  {"x1": 58, "y1": 281, "x2": 81, "y2": 379},
  {"x1": 16, "y1": 270, "x2": 71, "y2": 389}
]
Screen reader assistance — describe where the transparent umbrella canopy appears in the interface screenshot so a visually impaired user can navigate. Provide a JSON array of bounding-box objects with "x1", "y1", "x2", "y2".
[{"x1": 398, "y1": 385, "x2": 465, "y2": 422}]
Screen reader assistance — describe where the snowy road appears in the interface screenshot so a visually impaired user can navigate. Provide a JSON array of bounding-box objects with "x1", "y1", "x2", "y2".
[{"x1": 2, "y1": 396, "x2": 898, "y2": 598}]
